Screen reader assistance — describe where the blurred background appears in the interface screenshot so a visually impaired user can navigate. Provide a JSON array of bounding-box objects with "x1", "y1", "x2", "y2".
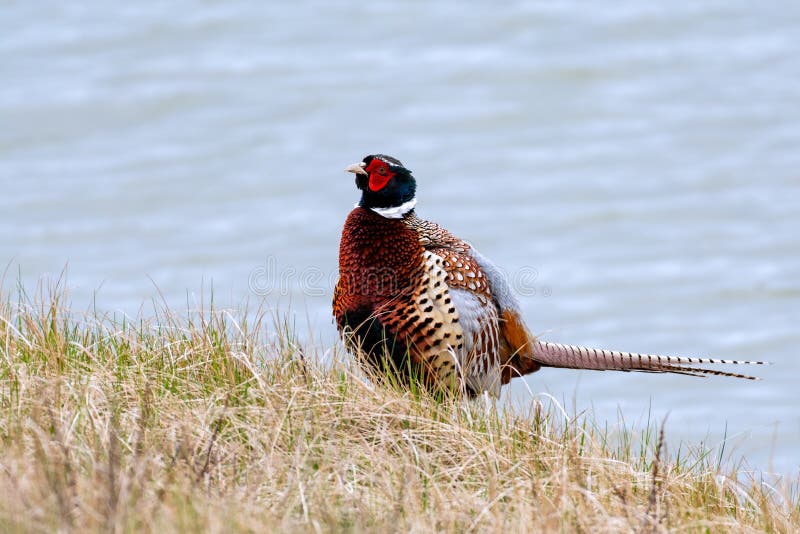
[{"x1": 1, "y1": 1, "x2": 798, "y2": 476}]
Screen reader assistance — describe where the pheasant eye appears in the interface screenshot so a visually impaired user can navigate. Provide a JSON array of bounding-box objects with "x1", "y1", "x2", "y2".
[{"x1": 377, "y1": 167, "x2": 387, "y2": 175}]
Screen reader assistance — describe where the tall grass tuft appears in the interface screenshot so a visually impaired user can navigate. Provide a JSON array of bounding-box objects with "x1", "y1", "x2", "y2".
[{"x1": 0, "y1": 282, "x2": 797, "y2": 532}]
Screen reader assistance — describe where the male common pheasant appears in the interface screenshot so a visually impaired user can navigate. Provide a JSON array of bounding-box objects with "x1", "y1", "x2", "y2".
[{"x1": 333, "y1": 154, "x2": 765, "y2": 397}]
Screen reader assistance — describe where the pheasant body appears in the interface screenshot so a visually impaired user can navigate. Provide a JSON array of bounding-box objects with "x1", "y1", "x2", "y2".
[{"x1": 333, "y1": 154, "x2": 765, "y2": 397}]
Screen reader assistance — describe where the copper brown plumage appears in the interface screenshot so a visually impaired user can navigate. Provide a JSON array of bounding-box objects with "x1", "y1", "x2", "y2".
[
  {"x1": 333, "y1": 154, "x2": 767, "y2": 397},
  {"x1": 335, "y1": 207, "x2": 467, "y2": 391}
]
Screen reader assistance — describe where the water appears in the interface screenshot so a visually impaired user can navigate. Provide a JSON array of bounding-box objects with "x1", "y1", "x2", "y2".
[{"x1": 2, "y1": 2, "x2": 799, "y2": 477}]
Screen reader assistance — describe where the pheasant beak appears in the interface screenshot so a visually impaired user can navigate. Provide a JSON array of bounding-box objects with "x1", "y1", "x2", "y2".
[{"x1": 345, "y1": 162, "x2": 368, "y2": 176}]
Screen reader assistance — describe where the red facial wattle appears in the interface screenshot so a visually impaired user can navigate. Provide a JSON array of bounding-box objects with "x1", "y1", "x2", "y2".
[
  {"x1": 365, "y1": 159, "x2": 395, "y2": 192},
  {"x1": 368, "y1": 174, "x2": 392, "y2": 192}
]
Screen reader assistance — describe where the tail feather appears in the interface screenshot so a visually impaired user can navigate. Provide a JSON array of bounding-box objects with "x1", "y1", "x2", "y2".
[{"x1": 532, "y1": 340, "x2": 767, "y2": 380}]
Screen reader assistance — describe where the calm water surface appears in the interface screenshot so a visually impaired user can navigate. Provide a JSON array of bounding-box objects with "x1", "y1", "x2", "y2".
[{"x1": 2, "y1": 2, "x2": 799, "y2": 476}]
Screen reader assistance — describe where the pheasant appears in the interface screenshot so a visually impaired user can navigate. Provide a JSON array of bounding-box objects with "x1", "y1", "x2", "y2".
[{"x1": 333, "y1": 154, "x2": 766, "y2": 397}]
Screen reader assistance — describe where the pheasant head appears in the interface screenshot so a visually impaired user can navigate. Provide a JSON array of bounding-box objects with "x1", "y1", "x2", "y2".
[{"x1": 345, "y1": 154, "x2": 417, "y2": 218}]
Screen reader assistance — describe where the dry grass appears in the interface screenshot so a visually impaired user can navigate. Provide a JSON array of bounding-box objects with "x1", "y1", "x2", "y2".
[{"x1": 0, "y1": 282, "x2": 797, "y2": 533}]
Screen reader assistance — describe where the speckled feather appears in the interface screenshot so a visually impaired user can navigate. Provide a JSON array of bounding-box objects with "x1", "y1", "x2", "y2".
[
  {"x1": 335, "y1": 208, "x2": 534, "y2": 395},
  {"x1": 334, "y1": 208, "x2": 467, "y2": 391}
]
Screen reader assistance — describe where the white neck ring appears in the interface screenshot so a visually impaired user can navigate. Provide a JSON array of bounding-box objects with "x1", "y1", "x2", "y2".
[{"x1": 369, "y1": 198, "x2": 417, "y2": 219}]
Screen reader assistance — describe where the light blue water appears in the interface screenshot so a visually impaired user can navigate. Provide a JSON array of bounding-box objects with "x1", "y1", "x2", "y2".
[{"x1": 2, "y1": 2, "x2": 799, "y2": 477}]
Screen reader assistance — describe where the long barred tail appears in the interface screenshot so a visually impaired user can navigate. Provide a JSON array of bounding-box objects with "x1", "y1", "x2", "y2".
[{"x1": 532, "y1": 340, "x2": 768, "y2": 380}]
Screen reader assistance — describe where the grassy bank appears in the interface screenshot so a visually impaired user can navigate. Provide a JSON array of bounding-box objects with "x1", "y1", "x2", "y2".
[{"x1": 0, "y1": 285, "x2": 797, "y2": 532}]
